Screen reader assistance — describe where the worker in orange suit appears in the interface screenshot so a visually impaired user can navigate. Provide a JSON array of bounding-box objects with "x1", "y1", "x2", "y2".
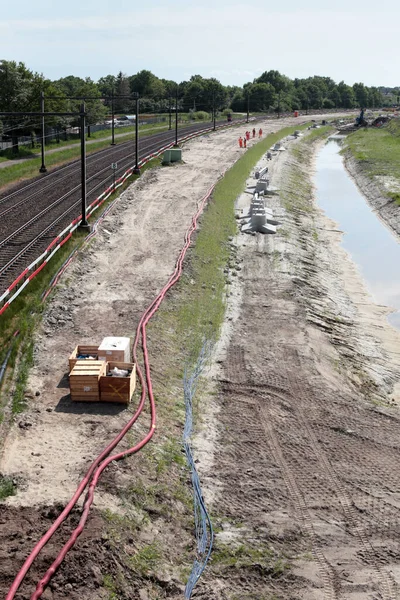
[
  {"x1": 259, "y1": 128, "x2": 263, "y2": 138},
  {"x1": 239, "y1": 136, "x2": 243, "y2": 148},
  {"x1": 246, "y1": 131, "x2": 250, "y2": 141}
]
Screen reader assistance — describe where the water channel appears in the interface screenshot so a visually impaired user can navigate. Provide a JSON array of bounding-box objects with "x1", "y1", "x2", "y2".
[{"x1": 315, "y1": 137, "x2": 400, "y2": 330}]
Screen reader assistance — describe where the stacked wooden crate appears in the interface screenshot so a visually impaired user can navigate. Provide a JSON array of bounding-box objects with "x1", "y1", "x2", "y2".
[
  {"x1": 98, "y1": 337, "x2": 131, "y2": 362},
  {"x1": 69, "y1": 345, "x2": 102, "y2": 372},
  {"x1": 68, "y1": 338, "x2": 135, "y2": 404},
  {"x1": 99, "y1": 362, "x2": 136, "y2": 404},
  {"x1": 69, "y1": 360, "x2": 106, "y2": 402}
]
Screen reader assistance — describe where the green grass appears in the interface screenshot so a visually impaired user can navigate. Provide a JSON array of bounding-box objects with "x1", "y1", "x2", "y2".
[
  {"x1": 388, "y1": 192, "x2": 400, "y2": 205},
  {"x1": 345, "y1": 118, "x2": 400, "y2": 181},
  {"x1": 153, "y1": 437, "x2": 187, "y2": 474},
  {"x1": 0, "y1": 146, "x2": 37, "y2": 162},
  {"x1": 148, "y1": 122, "x2": 311, "y2": 371},
  {"x1": 0, "y1": 475, "x2": 17, "y2": 500},
  {"x1": 211, "y1": 543, "x2": 290, "y2": 578},
  {"x1": 282, "y1": 126, "x2": 332, "y2": 214},
  {"x1": 129, "y1": 542, "x2": 162, "y2": 575},
  {"x1": 103, "y1": 573, "x2": 120, "y2": 600},
  {"x1": 0, "y1": 121, "x2": 170, "y2": 189},
  {"x1": 12, "y1": 340, "x2": 34, "y2": 413}
]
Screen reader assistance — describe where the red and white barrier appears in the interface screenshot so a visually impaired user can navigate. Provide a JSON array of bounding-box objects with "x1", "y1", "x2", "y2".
[{"x1": 0, "y1": 120, "x2": 244, "y2": 317}]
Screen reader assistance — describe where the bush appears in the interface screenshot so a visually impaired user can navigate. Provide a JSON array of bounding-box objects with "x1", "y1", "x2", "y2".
[
  {"x1": 193, "y1": 111, "x2": 210, "y2": 121},
  {"x1": 322, "y1": 98, "x2": 335, "y2": 109}
]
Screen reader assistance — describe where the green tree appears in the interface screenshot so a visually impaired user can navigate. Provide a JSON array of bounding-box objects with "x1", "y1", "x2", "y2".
[
  {"x1": 338, "y1": 81, "x2": 356, "y2": 108},
  {"x1": 97, "y1": 74, "x2": 116, "y2": 109},
  {"x1": 329, "y1": 87, "x2": 341, "y2": 108},
  {"x1": 130, "y1": 70, "x2": 166, "y2": 99},
  {"x1": 322, "y1": 98, "x2": 335, "y2": 109},
  {"x1": 114, "y1": 72, "x2": 131, "y2": 113},
  {"x1": 257, "y1": 70, "x2": 292, "y2": 94},
  {"x1": 368, "y1": 86, "x2": 383, "y2": 108},
  {"x1": 248, "y1": 82, "x2": 276, "y2": 111},
  {"x1": 0, "y1": 60, "x2": 32, "y2": 151},
  {"x1": 56, "y1": 76, "x2": 106, "y2": 125},
  {"x1": 0, "y1": 60, "x2": 68, "y2": 151},
  {"x1": 185, "y1": 77, "x2": 204, "y2": 110},
  {"x1": 231, "y1": 90, "x2": 245, "y2": 112},
  {"x1": 353, "y1": 82, "x2": 369, "y2": 107},
  {"x1": 307, "y1": 84, "x2": 323, "y2": 109}
]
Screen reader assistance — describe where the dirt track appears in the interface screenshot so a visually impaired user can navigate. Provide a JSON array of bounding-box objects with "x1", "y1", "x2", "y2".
[
  {"x1": 2, "y1": 113, "x2": 400, "y2": 599},
  {"x1": 195, "y1": 133, "x2": 400, "y2": 599}
]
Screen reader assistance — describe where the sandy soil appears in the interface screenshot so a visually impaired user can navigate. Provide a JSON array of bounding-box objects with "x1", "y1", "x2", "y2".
[
  {"x1": 2, "y1": 112, "x2": 399, "y2": 599},
  {"x1": 194, "y1": 134, "x2": 400, "y2": 599},
  {"x1": 0, "y1": 114, "x2": 309, "y2": 600},
  {"x1": 0, "y1": 122, "x2": 266, "y2": 508}
]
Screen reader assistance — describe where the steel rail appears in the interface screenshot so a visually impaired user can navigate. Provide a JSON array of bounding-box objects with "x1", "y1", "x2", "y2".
[
  {"x1": 0, "y1": 118, "x2": 246, "y2": 297},
  {"x1": 0, "y1": 130, "x2": 186, "y2": 242},
  {"x1": 0, "y1": 119, "x2": 230, "y2": 206},
  {"x1": 0, "y1": 121, "x2": 231, "y2": 264}
]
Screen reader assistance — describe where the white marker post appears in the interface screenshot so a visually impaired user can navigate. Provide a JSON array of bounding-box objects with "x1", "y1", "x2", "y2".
[{"x1": 111, "y1": 162, "x2": 118, "y2": 190}]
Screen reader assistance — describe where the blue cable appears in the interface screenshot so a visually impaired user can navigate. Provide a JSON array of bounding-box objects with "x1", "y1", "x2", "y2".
[{"x1": 183, "y1": 344, "x2": 214, "y2": 598}]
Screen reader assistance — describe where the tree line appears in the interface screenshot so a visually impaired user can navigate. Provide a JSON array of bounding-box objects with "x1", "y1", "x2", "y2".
[{"x1": 0, "y1": 59, "x2": 391, "y2": 149}]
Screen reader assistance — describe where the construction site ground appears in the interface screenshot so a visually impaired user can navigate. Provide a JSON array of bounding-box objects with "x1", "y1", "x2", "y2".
[{"x1": 1, "y1": 112, "x2": 400, "y2": 600}]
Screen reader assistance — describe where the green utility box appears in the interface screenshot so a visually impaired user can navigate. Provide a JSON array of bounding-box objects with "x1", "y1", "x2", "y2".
[
  {"x1": 170, "y1": 148, "x2": 182, "y2": 162},
  {"x1": 162, "y1": 149, "x2": 172, "y2": 164},
  {"x1": 162, "y1": 148, "x2": 182, "y2": 165}
]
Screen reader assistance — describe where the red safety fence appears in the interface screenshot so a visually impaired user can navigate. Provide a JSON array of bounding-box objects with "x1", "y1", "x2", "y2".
[{"x1": 0, "y1": 120, "x2": 243, "y2": 317}]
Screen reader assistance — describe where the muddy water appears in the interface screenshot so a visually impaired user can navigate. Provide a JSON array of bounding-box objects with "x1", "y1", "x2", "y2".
[{"x1": 315, "y1": 137, "x2": 400, "y2": 330}]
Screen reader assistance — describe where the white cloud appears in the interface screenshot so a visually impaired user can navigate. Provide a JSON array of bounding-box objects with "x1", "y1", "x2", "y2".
[
  {"x1": 1, "y1": 3, "x2": 399, "y2": 87},
  {"x1": 0, "y1": 7, "x2": 388, "y2": 32}
]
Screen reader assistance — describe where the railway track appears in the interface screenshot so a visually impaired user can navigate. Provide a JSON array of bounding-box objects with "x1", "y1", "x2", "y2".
[{"x1": 0, "y1": 119, "x2": 237, "y2": 295}]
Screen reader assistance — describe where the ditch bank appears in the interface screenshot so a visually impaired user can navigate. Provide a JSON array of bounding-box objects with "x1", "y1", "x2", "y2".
[
  {"x1": 194, "y1": 128, "x2": 400, "y2": 599},
  {"x1": 343, "y1": 136, "x2": 400, "y2": 239}
]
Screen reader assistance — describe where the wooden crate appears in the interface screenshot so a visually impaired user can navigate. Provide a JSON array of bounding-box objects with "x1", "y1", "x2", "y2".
[
  {"x1": 98, "y1": 337, "x2": 131, "y2": 363},
  {"x1": 69, "y1": 345, "x2": 102, "y2": 372},
  {"x1": 99, "y1": 362, "x2": 136, "y2": 404},
  {"x1": 69, "y1": 360, "x2": 106, "y2": 402}
]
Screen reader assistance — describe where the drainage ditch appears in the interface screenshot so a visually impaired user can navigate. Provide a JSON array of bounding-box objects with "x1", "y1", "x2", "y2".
[{"x1": 315, "y1": 137, "x2": 400, "y2": 330}]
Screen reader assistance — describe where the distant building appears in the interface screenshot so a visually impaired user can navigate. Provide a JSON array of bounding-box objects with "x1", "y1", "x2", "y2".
[{"x1": 117, "y1": 115, "x2": 136, "y2": 122}]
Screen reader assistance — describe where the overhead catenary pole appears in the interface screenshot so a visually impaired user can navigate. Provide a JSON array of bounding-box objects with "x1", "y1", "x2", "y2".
[
  {"x1": 174, "y1": 84, "x2": 179, "y2": 147},
  {"x1": 213, "y1": 87, "x2": 216, "y2": 131},
  {"x1": 39, "y1": 91, "x2": 47, "y2": 173},
  {"x1": 169, "y1": 97, "x2": 172, "y2": 130},
  {"x1": 246, "y1": 92, "x2": 250, "y2": 123},
  {"x1": 79, "y1": 102, "x2": 89, "y2": 230},
  {"x1": 0, "y1": 107, "x2": 90, "y2": 230},
  {"x1": 111, "y1": 88, "x2": 116, "y2": 145},
  {"x1": 133, "y1": 95, "x2": 140, "y2": 175}
]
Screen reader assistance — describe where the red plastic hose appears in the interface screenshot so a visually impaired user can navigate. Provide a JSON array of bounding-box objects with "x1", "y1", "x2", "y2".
[{"x1": 6, "y1": 182, "x2": 216, "y2": 600}]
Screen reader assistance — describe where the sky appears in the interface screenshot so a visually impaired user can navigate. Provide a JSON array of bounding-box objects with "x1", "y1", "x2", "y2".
[{"x1": 1, "y1": 0, "x2": 398, "y2": 88}]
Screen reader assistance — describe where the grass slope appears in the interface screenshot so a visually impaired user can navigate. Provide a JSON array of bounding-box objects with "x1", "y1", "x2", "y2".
[
  {"x1": 0, "y1": 121, "x2": 170, "y2": 188},
  {"x1": 345, "y1": 119, "x2": 400, "y2": 204}
]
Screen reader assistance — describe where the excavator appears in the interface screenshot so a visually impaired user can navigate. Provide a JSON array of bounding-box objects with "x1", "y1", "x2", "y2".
[{"x1": 355, "y1": 107, "x2": 368, "y2": 127}]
